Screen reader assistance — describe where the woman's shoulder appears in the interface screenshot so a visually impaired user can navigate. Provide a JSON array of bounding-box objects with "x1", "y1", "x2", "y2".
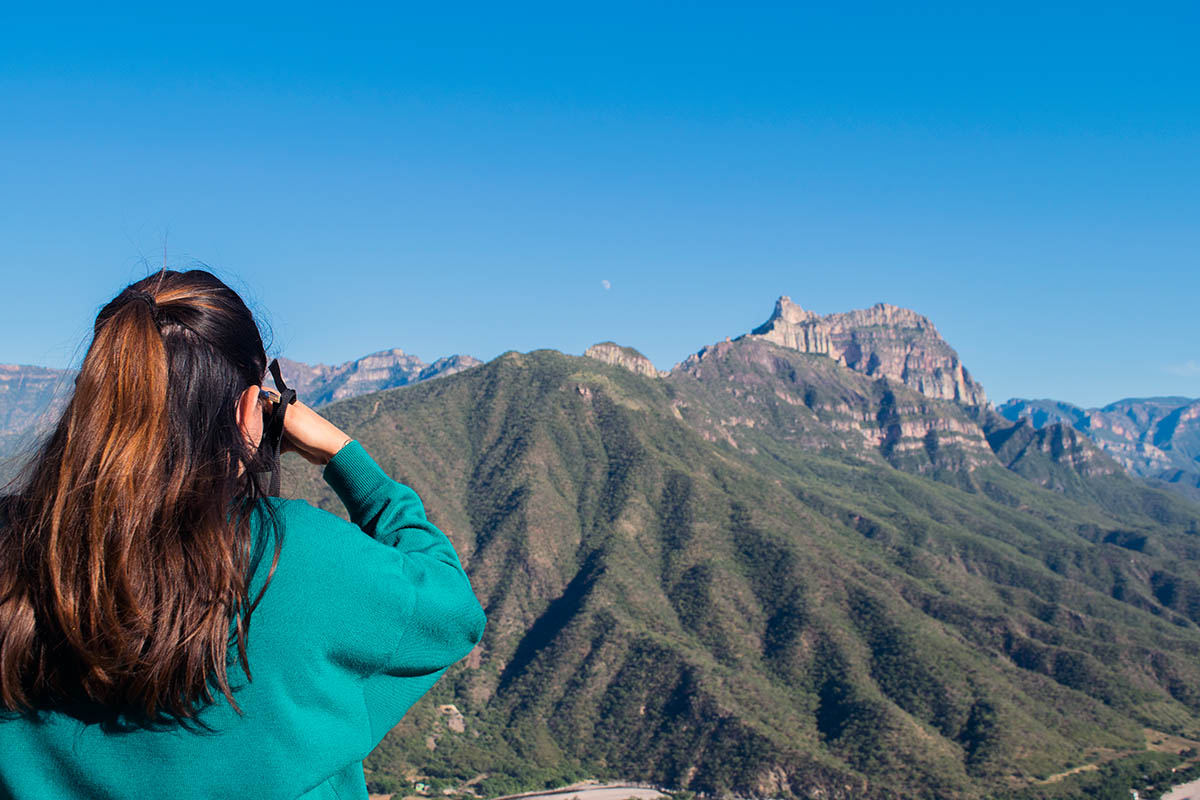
[
  {"x1": 254, "y1": 496, "x2": 352, "y2": 537},
  {"x1": 252, "y1": 495, "x2": 390, "y2": 561}
]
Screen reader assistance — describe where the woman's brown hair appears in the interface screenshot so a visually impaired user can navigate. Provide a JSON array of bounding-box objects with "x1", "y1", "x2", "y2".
[{"x1": 0, "y1": 269, "x2": 283, "y2": 723}]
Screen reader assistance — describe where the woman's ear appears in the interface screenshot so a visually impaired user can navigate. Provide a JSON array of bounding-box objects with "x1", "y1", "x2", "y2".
[{"x1": 235, "y1": 384, "x2": 264, "y2": 449}]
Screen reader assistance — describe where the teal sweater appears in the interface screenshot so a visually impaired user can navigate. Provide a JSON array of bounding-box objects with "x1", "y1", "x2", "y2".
[{"x1": 0, "y1": 441, "x2": 487, "y2": 799}]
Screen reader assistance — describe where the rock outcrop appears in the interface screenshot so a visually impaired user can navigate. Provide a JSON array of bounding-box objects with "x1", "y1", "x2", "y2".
[
  {"x1": 747, "y1": 296, "x2": 987, "y2": 405},
  {"x1": 584, "y1": 342, "x2": 664, "y2": 378}
]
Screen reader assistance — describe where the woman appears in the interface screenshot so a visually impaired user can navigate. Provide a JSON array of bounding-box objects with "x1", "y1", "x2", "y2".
[{"x1": 0, "y1": 269, "x2": 486, "y2": 799}]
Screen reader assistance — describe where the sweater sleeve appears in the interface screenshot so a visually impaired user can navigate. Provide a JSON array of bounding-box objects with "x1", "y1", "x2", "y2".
[{"x1": 320, "y1": 440, "x2": 487, "y2": 678}]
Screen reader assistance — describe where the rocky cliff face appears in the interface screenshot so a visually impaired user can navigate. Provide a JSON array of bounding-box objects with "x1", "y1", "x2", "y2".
[
  {"x1": 1000, "y1": 396, "x2": 1200, "y2": 499},
  {"x1": 274, "y1": 349, "x2": 483, "y2": 406},
  {"x1": 748, "y1": 296, "x2": 987, "y2": 405},
  {"x1": 584, "y1": 342, "x2": 664, "y2": 378}
]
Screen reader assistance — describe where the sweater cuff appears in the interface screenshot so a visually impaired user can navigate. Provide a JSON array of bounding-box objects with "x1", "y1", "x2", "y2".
[{"x1": 322, "y1": 440, "x2": 388, "y2": 511}]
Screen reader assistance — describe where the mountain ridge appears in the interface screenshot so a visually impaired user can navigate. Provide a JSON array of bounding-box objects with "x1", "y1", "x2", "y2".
[
  {"x1": 3, "y1": 297, "x2": 1194, "y2": 499},
  {"x1": 580, "y1": 296, "x2": 1196, "y2": 501}
]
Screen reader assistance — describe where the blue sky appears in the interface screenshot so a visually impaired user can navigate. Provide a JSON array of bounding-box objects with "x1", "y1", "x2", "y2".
[{"x1": 1, "y1": 3, "x2": 1196, "y2": 408}]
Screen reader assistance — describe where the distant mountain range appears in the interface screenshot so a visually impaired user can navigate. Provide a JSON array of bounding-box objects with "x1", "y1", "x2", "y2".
[
  {"x1": 0, "y1": 349, "x2": 479, "y2": 480},
  {"x1": 274, "y1": 349, "x2": 482, "y2": 406},
  {"x1": 3, "y1": 305, "x2": 1193, "y2": 501},
  {"x1": 999, "y1": 397, "x2": 1200, "y2": 501}
]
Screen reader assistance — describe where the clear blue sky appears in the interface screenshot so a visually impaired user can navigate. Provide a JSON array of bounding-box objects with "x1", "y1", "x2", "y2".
[{"x1": 1, "y1": 3, "x2": 1196, "y2": 408}]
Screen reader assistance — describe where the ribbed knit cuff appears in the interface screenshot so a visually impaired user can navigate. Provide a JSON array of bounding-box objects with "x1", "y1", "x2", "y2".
[{"x1": 322, "y1": 440, "x2": 389, "y2": 511}]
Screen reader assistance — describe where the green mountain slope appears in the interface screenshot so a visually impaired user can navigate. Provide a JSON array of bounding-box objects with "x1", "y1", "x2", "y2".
[{"x1": 281, "y1": 343, "x2": 1200, "y2": 800}]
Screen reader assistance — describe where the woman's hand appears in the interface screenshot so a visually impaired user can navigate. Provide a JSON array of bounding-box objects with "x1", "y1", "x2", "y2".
[{"x1": 264, "y1": 391, "x2": 353, "y2": 466}]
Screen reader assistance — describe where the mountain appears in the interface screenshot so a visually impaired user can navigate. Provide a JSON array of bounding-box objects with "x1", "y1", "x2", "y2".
[
  {"x1": 277, "y1": 303, "x2": 1200, "y2": 800},
  {"x1": 750, "y1": 297, "x2": 988, "y2": 405},
  {"x1": 669, "y1": 336, "x2": 996, "y2": 478},
  {"x1": 1000, "y1": 397, "x2": 1200, "y2": 501}
]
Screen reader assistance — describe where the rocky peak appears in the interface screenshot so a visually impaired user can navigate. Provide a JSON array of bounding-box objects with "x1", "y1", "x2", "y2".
[
  {"x1": 748, "y1": 296, "x2": 987, "y2": 405},
  {"x1": 584, "y1": 342, "x2": 664, "y2": 378}
]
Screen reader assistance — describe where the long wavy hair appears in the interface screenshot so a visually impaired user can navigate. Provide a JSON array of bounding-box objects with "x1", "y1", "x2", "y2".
[{"x1": 0, "y1": 269, "x2": 283, "y2": 723}]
